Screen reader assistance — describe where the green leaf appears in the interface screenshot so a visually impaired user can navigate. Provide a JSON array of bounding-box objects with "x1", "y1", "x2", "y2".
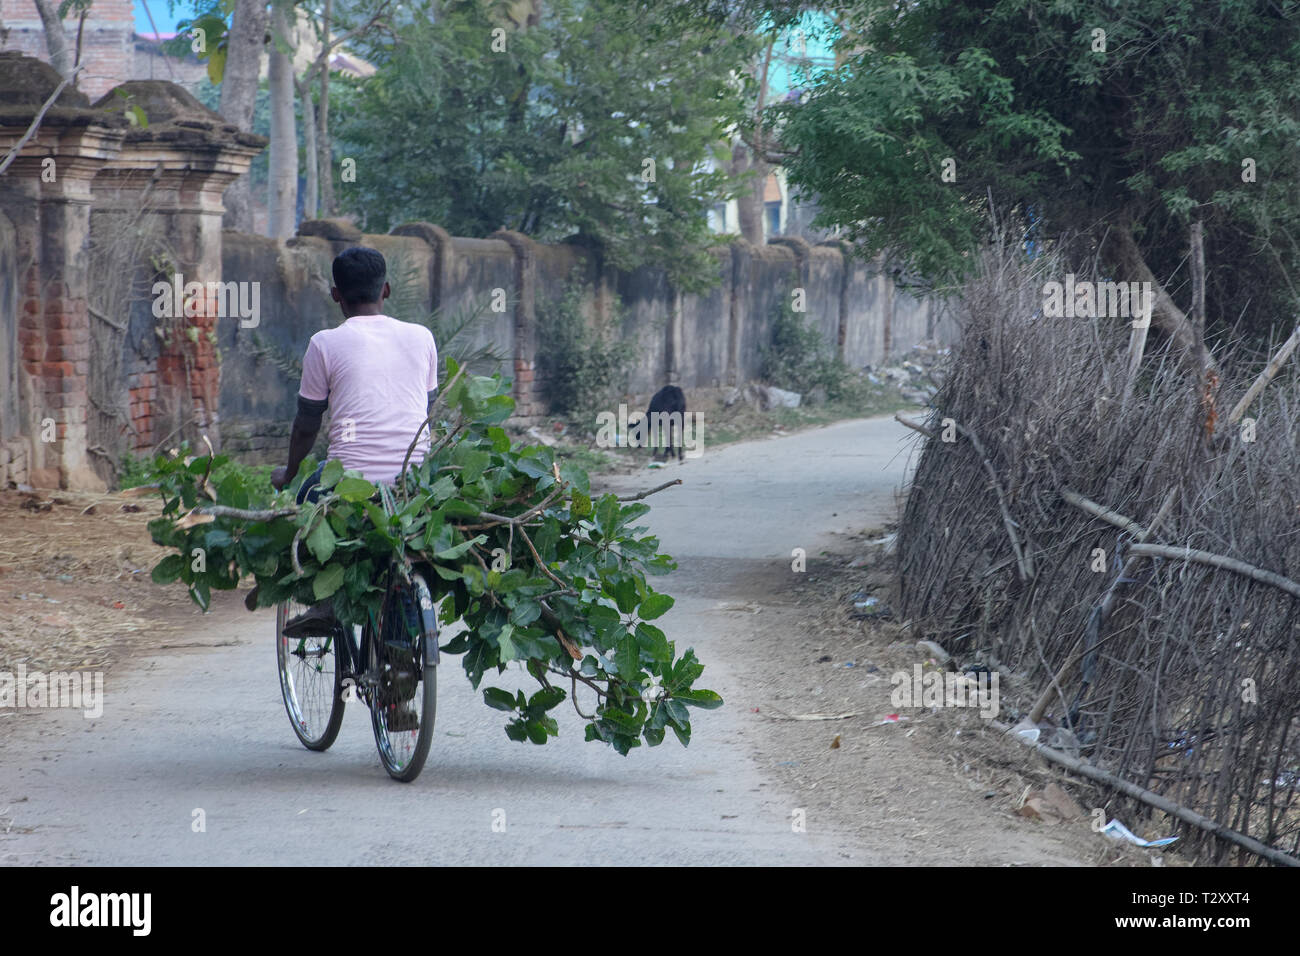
[
  {"x1": 496, "y1": 623, "x2": 518, "y2": 661},
  {"x1": 318, "y1": 460, "x2": 344, "y2": 491},
  {"x1": 570, "y1": 490, "x2": 592, "y2": 518},
  {"x1": 483, "y1": 687, "x2": 518, "y2": 712},
  {"x1": 463, "y1": 640, "x2": 495, "y2": 688},
  {"x1": 614, "y1": 635, "x2": 641, "y2": 680},
  {"x1": 611, "y1": 575, "x2": 640, "y2": 614},
  {"x1": 306, "y1": 518, "x2": 337, "y2": 563},
  {"x1": 637, "y1": 591, "x2": 674, "y2": 620},
  {"x1": 335, "y1": 476, "x2": 377, "y2": 502},
  {"x1": 594, "y1": 495, "x2": 619, "y2": 536},
  {"x1": 675, "y1": 688, "x2": 724, "y2": 709},
  {"x1": 206, "y1": 46, "x2": 227, "y2": 84},
  {"x1": 151, "y1": 553, "x2": 186, "y2": 584},
  {"x1": 435, "y1": 533, "x2": 487, "y2": 560},
  {"x1": 313, "y1": 563, "x2": 345, "y2": 600},
  {"x1": 427, "y1": 474, "x2": 458, "y2": 501},
  {"x1": 635, "y1": 622, "x2": 671, "y2": 663},
  {"x1": 527, "y1": 686, "x2": 566, "y2": 713}
]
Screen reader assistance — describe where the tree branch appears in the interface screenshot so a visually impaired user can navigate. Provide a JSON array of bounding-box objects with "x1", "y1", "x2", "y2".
[{"x1": 0, "y1": 65, "x2": 83, "y2": 177}]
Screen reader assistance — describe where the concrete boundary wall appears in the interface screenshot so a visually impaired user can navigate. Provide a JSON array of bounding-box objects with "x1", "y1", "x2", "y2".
[{"x1": 216, "y1": 218, "x2": 954, "y2": 458}]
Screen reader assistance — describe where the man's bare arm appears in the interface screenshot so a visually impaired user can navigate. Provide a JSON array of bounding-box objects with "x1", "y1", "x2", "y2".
[{"x1": 272, "y1": 396, "x2": 328, "y2": 490}]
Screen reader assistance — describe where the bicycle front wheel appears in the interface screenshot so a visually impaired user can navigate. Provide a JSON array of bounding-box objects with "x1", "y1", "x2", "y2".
[
  {"x1": 277, "y1": 599, "x2": 346, "y2": 752},
  {"x1": 371, "y1": 571, "x2": 438, "y2": 782}
]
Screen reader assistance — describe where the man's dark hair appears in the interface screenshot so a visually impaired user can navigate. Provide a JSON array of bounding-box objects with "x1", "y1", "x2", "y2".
[{"x1": 332, "y1": 246, "x2": 387, "y2": 306}]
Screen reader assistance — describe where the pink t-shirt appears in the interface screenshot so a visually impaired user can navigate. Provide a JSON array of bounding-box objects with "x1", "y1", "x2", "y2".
[{"x1": 298, "y1": 314, "x2": 439, "y2": 483}]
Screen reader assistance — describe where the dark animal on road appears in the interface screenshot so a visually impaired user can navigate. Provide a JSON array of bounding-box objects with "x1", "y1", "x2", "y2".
[{"x1": 642, "y1": 385, "x2": 687, "y2": 463}]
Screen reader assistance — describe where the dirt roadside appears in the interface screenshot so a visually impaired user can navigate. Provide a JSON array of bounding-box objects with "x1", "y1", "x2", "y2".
[{"x1": 713, "y1": 527, "x2": 1182, "y2": 866}]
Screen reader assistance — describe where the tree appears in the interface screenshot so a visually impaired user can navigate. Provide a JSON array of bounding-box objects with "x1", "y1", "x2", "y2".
[
  {"x1": 765, "y1": 0, "x2": 1300, "y2": 362},
  {"x1": 219, "y1": 0, "x2": 269, "y2": 231},
  {"x1": 33, "y1": 0, "x2": 74, "y2": 79},
  {"x1": 728, "y1": 38, "x2": 775, "y2": 246},
  {"x1": 294, "y1": 0, "x2": 394, "y2": 220},
  {"x1": 266, "y1": 0, "x2": 297, "y2": 238},
  {"x1": 335, "y1": 0, "x2": 760, "y2": 290}
]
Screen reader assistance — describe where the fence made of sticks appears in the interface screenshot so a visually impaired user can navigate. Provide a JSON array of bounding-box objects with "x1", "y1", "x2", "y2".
[{"x1": 897, "y1": 235, "x2": 1300, "y2": 864}]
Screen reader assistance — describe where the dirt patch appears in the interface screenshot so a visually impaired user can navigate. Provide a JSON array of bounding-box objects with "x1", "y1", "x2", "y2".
[
  {"x1": 0, "y1": 488, "x2": 193, "y2": 679},
  {"x1": 718, "y1": 526, "x2": 1192, "y2": 866}
]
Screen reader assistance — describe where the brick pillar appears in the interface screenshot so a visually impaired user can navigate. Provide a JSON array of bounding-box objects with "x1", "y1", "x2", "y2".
[
  {"x1": 490, "y1": 230, "x2": 540, "y2": 418},
  {"x1": 91, "y1": 80, "x2": 266, "y2": 456},
  {"x1": 0, "y1": 53, "x2": 127, "y2": 490}
]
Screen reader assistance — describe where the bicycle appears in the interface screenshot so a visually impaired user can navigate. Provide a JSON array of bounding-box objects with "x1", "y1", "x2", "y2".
[{"x1": 275, "y1": 559, "x2": 439, "y2": 782}]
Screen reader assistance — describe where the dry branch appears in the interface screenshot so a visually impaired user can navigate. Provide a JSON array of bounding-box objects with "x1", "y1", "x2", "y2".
[
  {"x1": 616, "y1": 479, "x2": 682, "y2": 501},
  {"x1": 1028, "y1": 488, "x2": 1177, "y2": 724},
  {"x1": 1061, "y1": 490, "x2": 1300, "y2": 600},
  {"x1": 1227, "y1": 321, "x2": 1300, "y2": 426},
  {"x1": 898, "y1": 232, "x2": 1300, "y2": 861},
  {"x1": 953, "y1": 416, "x2": 1034, "y2": 581},
  {"x1": 895, "y1": 412, "x2": 935, "y2": 439},
  {"x1": 899, "y1": 412, "x2": 1031, "y2": 579},
  {"x1": 1000, "y1": 722, "x2": 1300, "y2": 868},
  {"x1": 0, "y1": 66, "x2": 82, "y2": 177},
  {"x1": 1127, "y1": 543, "x2": 1300, "y2": 600},
  {"x1": 1060, "y1": 489, "x2": 1146, "y2": 537}
]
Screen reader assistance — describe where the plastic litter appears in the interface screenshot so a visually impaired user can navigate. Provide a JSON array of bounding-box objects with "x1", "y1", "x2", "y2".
[{"x1": 1101, "y1": 818, "x2": 1179, "y2": 848}]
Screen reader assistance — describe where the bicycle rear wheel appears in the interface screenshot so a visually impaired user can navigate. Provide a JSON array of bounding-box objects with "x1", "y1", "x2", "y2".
[
  {"x1": 277, "y1": 599, "x2": 346, "y2": 751},
  {"x1": 370, "y1": 570, "x2": 438, "y2": 782}
]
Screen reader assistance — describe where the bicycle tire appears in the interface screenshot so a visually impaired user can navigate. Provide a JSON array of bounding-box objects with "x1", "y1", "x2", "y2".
[
  {"x1": 277, "y1": 600, "x2": 346, "y2": 752},
  {"x1": 370, "y1": 570, "x2": 438, "y2": 782}
]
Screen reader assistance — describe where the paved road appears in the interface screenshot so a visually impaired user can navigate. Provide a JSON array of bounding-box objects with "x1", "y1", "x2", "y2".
[{"x1": 0, "y1": 416, "x2": 916, "y2": 865}]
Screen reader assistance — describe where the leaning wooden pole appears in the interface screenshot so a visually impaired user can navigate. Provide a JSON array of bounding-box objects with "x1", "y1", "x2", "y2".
[{"x1": 995, "y1": 720, "x2": 1300, "y2": 867}]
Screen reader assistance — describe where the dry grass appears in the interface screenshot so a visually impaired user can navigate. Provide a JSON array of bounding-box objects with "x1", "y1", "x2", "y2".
[{"x1": 0, "y1": 488, "x2": 187, "y2": 676}]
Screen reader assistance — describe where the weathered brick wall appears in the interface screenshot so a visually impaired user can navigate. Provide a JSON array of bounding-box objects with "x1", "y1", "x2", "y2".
[{"x1": 0, "y1": 60, "x2": 262, "y2": 489}]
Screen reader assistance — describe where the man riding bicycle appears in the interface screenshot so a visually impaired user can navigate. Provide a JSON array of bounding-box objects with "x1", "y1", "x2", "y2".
[{"x1": 271, "y1": 246, "x2": 439, "y2": 638}]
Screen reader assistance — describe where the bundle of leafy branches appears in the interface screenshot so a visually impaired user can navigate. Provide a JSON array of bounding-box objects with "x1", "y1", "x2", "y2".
[{"x1": 140, "y1": 361, "x2": 720, "y2": 754}]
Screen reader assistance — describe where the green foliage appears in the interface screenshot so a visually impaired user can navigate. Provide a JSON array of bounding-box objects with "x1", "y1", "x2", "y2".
[
  {"x1": 121, "y1": 450, "x2": 274, "y2": 497},
  {"x1": 774, "y1": 0, "x2": 1300, "y2": 343},
  {"x1": 139, "y1": 360, "x2": 718, "y2": 754},
  {"x1": 162, "y1": 8, "x2": 231, "y2": 84},
  {"x1": 760, "y1": 299, "x2": 853, "y2": 400},
  {"x1": 117, "y1": 452, "x2": 155, "y2": 491},
  {"x1": 335, "y1": 0, "x2": 761, "y2": 291},
  {"x1": 537, "y1": 277, "x2": 634, "y2": 432}
]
